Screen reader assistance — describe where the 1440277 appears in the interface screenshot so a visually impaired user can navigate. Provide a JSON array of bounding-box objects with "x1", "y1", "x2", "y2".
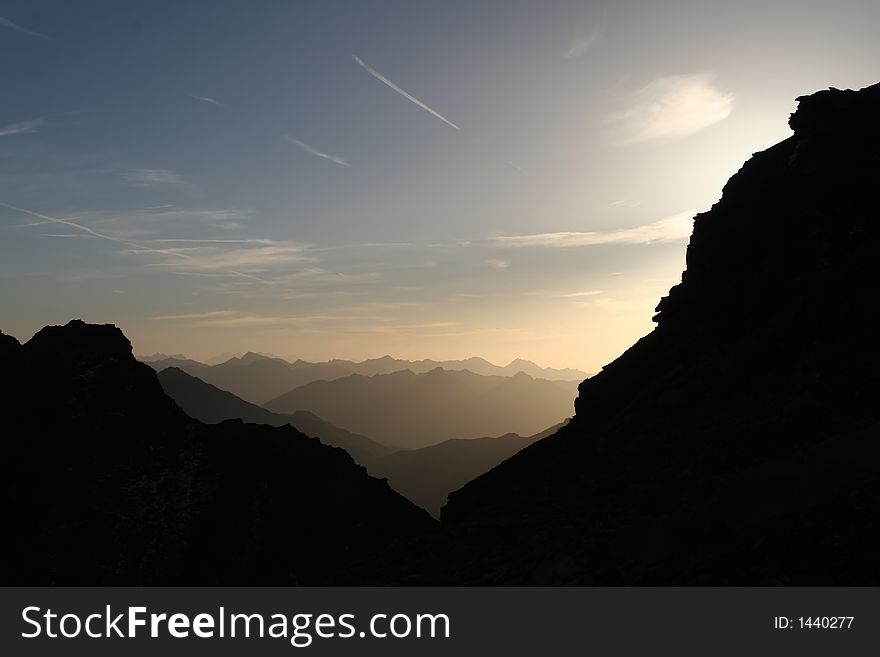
[{"x1": 774, "y1": 617, "x2": 854, "y2": 629}]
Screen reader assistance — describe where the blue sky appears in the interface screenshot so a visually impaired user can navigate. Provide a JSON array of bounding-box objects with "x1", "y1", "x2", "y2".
[{"x1": 2, "y1": 0, "x2": 879, "y2": 370}]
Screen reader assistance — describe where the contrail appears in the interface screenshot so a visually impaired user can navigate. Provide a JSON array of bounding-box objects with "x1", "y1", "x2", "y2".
[
  {"x1": 1, "y1": 203, "x2": 290, "y2": 286},
  {"x1": 285, "y1": 136, "x2": 351, "y2": 166},
  {"x1": 353, "y1": 55, "x2": 459, "y2": 130},
  {"x1": 0, "y1": 202, "x2": 190, "y2": 259}
]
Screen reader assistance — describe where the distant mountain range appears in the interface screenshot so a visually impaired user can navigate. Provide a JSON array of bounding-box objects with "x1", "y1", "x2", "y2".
[
  {"x1": 157, "y1": 366, "x2": 565, "y2": 514},
  {"x1": 264, "y1": 368, "x2": 576, "y2": 448},
  {"x1": 157, "y1": 366, "x2": 394, "y2": 466},
  {"x1": 141, "y1": 352, "x2": 587, "y2": 405}
]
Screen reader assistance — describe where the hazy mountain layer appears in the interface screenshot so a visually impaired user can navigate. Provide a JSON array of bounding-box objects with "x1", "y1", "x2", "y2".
[
  {"x1": 158, "y1": 366, "x2": 564, "y2": 515},
  {"x1": 157, "y1": 366, "x2": 394, "y2": 466},
  {"x1": 145, "y1": 352, "x2": 586, "y2": 404},
  {"x1": 440, "y1": 83, "x2": 880, "y2": 584},
  {"x1": 2, "y1": 320, "x2": 434, "y2": 585},
  {"x1": 265, "y1": 368, "x2": 576, "y2": 448}
]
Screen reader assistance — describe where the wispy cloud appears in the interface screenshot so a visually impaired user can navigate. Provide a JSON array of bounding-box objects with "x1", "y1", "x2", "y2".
[
  {"x1": 0, "y1": 118, "x2": 43, "y2": 138},
  {"x1": 124, "y1": 168, "x2": 187, "y2": 187},
  {"x1": 0, "y1": 16, "x2": 51, "y2": 40},
  {"x1": 135, "y1": 240, "x2": 312, "y2": 272},
  {"x1": 1, "y1": 202, "x2": 332, "y2": 293},
  {"x1": 611, "y1": 74, "x2": 734, "y2": 143},
  {"x1": 0, "y1": 202, "x2": 190, "y2": 259},
  {"x1": 151, "y1": 310, "x2": 239, "y2": 321},
  {"x1": 149, "y1": 307, "x2": 457, "y2": 333},
  {"x1": 490, "y1": 211, "x2": 695, "y2": 248},
  {"x1": 131, "y1": 207, "x2": 249, "y2": 230},
  {"x1": 48, "y1": 207, "x2": 251, "y2": 236},
  {"x1": 609, "y1": 198, "x2": 642, "y2": 209},
  {"x1": 190, "y1": 94, "x2": 221, "y2": 106},
  {"x1": 564, "y1": 24, "x2": 605, "y2": 59},
  {"x1": 146, "y1": 238, "x2": 273, "y2": 245},
  {"x1": 486, "y1": 259, "x2": 511, "y2": 270},
  {"x1": 285, "y1": 136, "x2": 350, "y2": 167},
  {"x1": 150, "y1": 309, "x2": 361, "y2": 329},
  {"x1": 560, "y1": 290, "x2": 604, "y2": 297},
  {"x1": 353, "y1": 55, "x2": 459, "y2": 130}
]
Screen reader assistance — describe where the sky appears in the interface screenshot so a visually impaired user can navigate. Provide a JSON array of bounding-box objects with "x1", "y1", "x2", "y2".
[{"x1": 1, "y1": 0, "x2": 878, "y2": 372}]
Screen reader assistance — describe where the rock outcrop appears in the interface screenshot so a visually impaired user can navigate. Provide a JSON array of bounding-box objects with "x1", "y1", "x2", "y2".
[
  {"x1": 3, "y1": 320, "x2": 435, "y2": 585},
  {"x1": 441, "y1": 82, "x2": 880, "y2": 584}
]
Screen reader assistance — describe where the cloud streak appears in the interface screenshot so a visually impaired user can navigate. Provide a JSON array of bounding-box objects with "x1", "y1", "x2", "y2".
[
  {"x1": 490, "y1": 211, "x2": 695, "y2": 248},
  {"x1": 130, "y1": 207, "x2": 250, "y2": 230},
  {"x1": 611, "y1": 74, "x2": 734, "y2": 143},
  {"x1": 150, "y1": 309, "x2": 368, "y2": 329},
  {"x1": 0, "y1": 202, "x2": 190, "y2": 259},
  {"x1": 285, "y1": 137, "x2": 351, "y2": 167},
  {"x1": 151, "y1": 310, "x2": 239, "y2": 321},
  {"x1": 124, "y1": 168, "x2": 187, "y2": 187},
  {"x1": 190, "y1": 94, "x2": 221, "y2": 106},
  {"x1": 353, "y1": 55, "x2": 459, "y2": 130},
  {"x1": 560, "y1": 290, "x2": 604, "y2": 297},
  {"x1": 564, "y1": 24, "x2": 605, "y2": 59},
  {"x1": 137, "y1": 240, "x2": 311, "y2": 271},
  {"x1": 0, "y1": 118, "x2": 43, "y2": 138},
  {"x1": 0, "y1": 203, "x2": 297, "y2": 288},
  {"x1": 0, "y1": 16, "x2": 51, "y2": 40}
]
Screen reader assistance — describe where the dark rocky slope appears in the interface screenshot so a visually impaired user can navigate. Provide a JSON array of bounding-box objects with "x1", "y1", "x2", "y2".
[
  {"x1": 441, "y1": 83, "x2": 880, "y2": 584},
  {"x1": 370, "y1": 423, "x2": 565, "y2": 517},
  {"x1": 2, "y1": 321, "x2": 435, "y2": 585}
]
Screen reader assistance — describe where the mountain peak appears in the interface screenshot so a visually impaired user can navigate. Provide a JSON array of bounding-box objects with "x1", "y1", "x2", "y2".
[
  {"x1": 0, "y1": 330, "x2": 21, "y2": 355},
  {"x1": 789, "y1": 82, "x2": 880, "y2": 137},
  {"x1": 239, "y1": 351, "x2": 274, "y2": 364},
  {"x1": 26, "y1": 319, "x2": 135, "y2": 368}
]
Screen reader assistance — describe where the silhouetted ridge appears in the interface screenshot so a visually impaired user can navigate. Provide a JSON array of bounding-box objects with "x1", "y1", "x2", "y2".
[
  {"x1": 370, "y1": 422, "x2": 566, "y2": 517},
  {"x1": 788, "y1": 83, "x2": 880, "y2": 137},
  {"x1": 18, "y1": 319, "x2": 182, "y2": 423},
  {"x1": 265, "y1": 367, "x2": 575, "y2": 448},
  {"x1": 441, "y1": 82, "x2": 880, "y2": 584},
  {"x1": 145, "y1": 352, "x2": 586, "y2": 405},
  {"x1": 3, "y1": 321, "x2": 435, "y2": 585},
  {"x1": 156, "y1": 366, "x2": 394, "y2": 466}
]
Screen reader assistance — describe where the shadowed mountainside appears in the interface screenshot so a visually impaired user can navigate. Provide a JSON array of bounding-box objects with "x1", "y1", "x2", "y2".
[
  {"x1": 441, "y1": 83, "x2": 880, "y2": 584},
  {"x1": 145, "y1": 352, "x2": 586, "y2": 405},
  {"x1": 265, "y1": 368, "x2": 576, "y2": 448},
  {"x1": 156, "y1": 366, "x2": 394, "y2": 466},
  {"x1": 158, "y1": 366, "x2": 564, "y2": 514},
  {"x1": 1, "y1": 320, "x2": 435, "y2": 585},
  {"x1": 370, "y1": 423, "x2": 566, "y2": 517}
]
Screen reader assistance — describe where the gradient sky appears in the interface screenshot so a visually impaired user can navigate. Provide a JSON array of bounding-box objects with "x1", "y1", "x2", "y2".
[{"x1": 2, "y1": 0, "x2": 878, "y2": 371}]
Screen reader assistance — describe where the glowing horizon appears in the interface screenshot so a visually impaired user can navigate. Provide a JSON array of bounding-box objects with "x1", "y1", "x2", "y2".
[{"x1": 2, "y1": 1, "x2": 879, "y2": 373}]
